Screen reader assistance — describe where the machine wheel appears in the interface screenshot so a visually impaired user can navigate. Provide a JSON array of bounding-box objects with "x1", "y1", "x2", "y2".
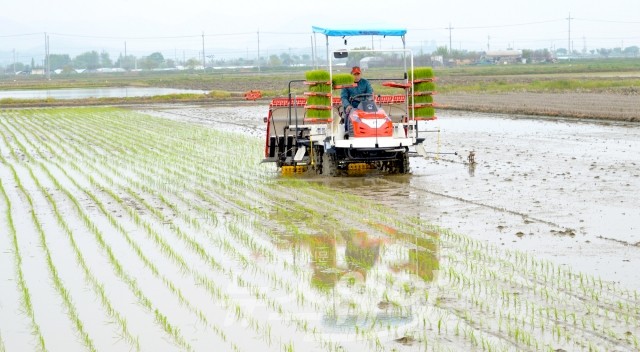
[
  {"x1": 383, "y1": 151, "x2": 410, "y2": 174},
  {"x1": 322, "y1": 152, "x2": 340, "y2": 177},
  {"x1": 312, "y1": 145, "x2": 324, "y2": 174},
  {"x1": 397, "y1": 151, "x2": 410, "y2": 174}
]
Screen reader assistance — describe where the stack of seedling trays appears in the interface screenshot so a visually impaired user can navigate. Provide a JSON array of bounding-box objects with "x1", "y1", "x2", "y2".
[
  {"x1": 409, "y1": 67, "x2": 437, "y2": 120},
  {"x1": 304, "y1": 70, "x2": 332, "y2": 123},
  {"x1": 332, "y1": 73, "x2": 356, "y2": 119},
  {"x1": 331, "y1": 73, "x2": 356, "y2": 90}
]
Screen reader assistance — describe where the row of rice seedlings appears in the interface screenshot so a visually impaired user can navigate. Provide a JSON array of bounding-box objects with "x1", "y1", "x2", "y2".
[
  {"x1": 104, "y1": 113, "x2": 264, "y2": 189},
  {"x1": 73, "y1": 113, "x2": 271, "y2": 227},
  {"x1": 51, "y1": 112, "x2": 259, "y2": 264},
  {"x1": 449, "y1": 231, "x2": 640, "y2": 330},
  {"x1": 421, "y1": 233, "x2": 633, "y2": 349},
  {"x1": 0, "y1": 113, "x2": 141, "y2": 351},
  {"x1": 465, "y1": 238, "x2": 636, "y2": 324},
  {"x1": 429, "y1": 217, "x2": 637, "y2": 305},
  {"x1": 448, "y1": 238, "x2": 632, "y2": 348},
  {"x1": 8, "y1": 107, "x2": 410, "y2": 350},
  {"x1": 95, "y1": 115, "x2": 358, "y2": 350},
  {"x1": 440, "y1": 257, "x2": 557, "y2": 349},
  {"x1": 52, "y1": 112, "x2": 270, "y2": 273},
  {"x1": 14, "y1": 110, "x2": 248, "y2": 351},
  {"x1": 1, "y1": 114, "x2": 194, "y2": 352},
  {"x1": 1, "y1": 116, "x2": 147, "y2": 348},
  {"x1": 52, "y1": 116, "x2": 258, "y2": 350},
  {"x1": 0, "y1": 129, "x2": 48, "y2": 352},
  {"x1": 89, "y1": 122, "x2": 464, "y2": 348},
  {"x1": 3, "y1": 140, "x2": 97, "y2": 351},
  {"x1": 72, "y1": 110, "x2": 412, "y2": 350},
  {"x1": 64, "y1": 112, "x2": 350, "y2": 346},
  {"x1": 94, "y1": 118, "x2": 324, "y2": 272},
  {"x1": 23, "y1": 109, "x2": 330, "y2": 350}
]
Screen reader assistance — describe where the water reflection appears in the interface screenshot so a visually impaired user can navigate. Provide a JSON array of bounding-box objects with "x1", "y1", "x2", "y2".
[
  {"x1": 0, "y1": 87, "x2": 208, "y2": 100},
  {"x1": 468, "y1": 162, "x2": 476, "y2": 177},
  {"x1": 268, "y1": 207, "x2": 440, "y2": 332}
]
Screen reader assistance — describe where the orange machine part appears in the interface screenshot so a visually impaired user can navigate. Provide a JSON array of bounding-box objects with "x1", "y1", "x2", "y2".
[{"x1": 350, "y1": 111, "x2": 393, "y2": 137}]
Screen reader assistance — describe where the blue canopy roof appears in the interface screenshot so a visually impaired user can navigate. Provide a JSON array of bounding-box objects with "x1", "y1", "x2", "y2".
[{"x1": 312, "y1": 26, "x2": 406, "y2": 37}]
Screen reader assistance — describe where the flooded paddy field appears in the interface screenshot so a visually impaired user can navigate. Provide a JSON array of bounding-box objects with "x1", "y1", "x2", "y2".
[
  {"x1": 1, "y1": 105, "x2": 639, "y2": 351},
  {"x1": 145, "y1": 104, "x2": 640, "y2": 291}
]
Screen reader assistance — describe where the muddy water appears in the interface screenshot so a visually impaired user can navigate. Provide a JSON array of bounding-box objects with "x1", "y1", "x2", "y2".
[{"x1": 140, "y1": 105, "x2": 640, "y2": 291}]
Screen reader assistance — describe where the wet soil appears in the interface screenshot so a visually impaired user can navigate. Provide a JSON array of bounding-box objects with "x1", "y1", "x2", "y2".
[
  {"x1": 139, "y1": 104, "x2": 640, "y2": 291},
  {"x1": 437, "y1": 92, "x2": 640, "y2": 121}
]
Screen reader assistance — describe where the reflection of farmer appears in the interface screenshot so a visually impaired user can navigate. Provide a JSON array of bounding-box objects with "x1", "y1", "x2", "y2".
[{"x1": 344, "y1": 231, "x2": 385, "y2": 280}]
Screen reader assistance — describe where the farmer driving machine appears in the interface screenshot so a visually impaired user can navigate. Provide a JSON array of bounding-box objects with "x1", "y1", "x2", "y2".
[{"x1": 263, "y1": 27, "x2": 437, "y2": 176}]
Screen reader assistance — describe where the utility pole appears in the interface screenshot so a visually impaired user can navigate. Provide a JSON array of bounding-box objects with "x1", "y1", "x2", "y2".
[
  {"x1": 566, "y1": 12, "x2": 573, "y2": 58},
  {"x1": 47, "y1": 34, "x2": 50, "y2": 79},
  {"x1": 445, "y1": 23, "x2": 454, "y2": 55},
  {"x1": 13, "y1": 49, "x2": 16, "y2": 75},
  {"x1": 44, "y1": 32, "x2": 50, "y2": 80},
  {"x1": 487, "y1": 35, "x2": 490, "y2": 51},
  {"x1": 310, "y1": 35, "x2": 314, "y2": 68},
  {"x1": 202, "y1": 31, "x2": 206, "y2": 70},
  {"x1": 257, "y1": 29, "x2": 261, "y2": 73}
]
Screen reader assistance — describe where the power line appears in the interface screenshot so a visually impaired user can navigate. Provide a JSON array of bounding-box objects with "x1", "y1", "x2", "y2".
[
  {"x1": 411, "y1": 18, "x2": 565, "y2": 31},
  {"x1": 49, "y1": 32, "x2": 201, "y2": 40},
  {"x1": 574, "y1": 18, "x2": 640, "y2": 24},
  {"x1": 43, "y1": 31, "x2": 304, "y2": 40},
  {"x1": 0, "y1": 32, "x2": 42, "y2": 38}
]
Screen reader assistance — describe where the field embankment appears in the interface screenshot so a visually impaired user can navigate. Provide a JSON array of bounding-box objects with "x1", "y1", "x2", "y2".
[{"x1": 2, "y1": 59, "x2": 639, "y2": 120}]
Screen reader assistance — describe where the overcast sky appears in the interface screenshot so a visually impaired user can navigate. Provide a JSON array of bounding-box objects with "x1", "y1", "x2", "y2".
[{"x1": 1, "y1": 0, "x2": 639, "y2": 63}]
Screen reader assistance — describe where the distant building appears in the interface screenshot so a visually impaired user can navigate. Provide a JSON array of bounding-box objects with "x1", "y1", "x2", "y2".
[
  {"x1": 484, "y1": 49, "x2": 523, "y2": 64},
  {"x1": 359, "y1": 56, "x2": 383, "y2": 70},
  {"x1": 96, "y1": 67, "x2": 126, "y2": 73}
]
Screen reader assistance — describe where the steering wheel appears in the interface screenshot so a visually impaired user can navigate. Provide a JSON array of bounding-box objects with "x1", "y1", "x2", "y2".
[{"x1": 349, "y1": 93, "x2": 374, "y2": 103}]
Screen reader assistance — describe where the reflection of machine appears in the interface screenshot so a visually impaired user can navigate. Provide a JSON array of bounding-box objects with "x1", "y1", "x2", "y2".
[
  {"x1": 267, "y1": 205, "x2": 440, "y2": 336},
  {"x1": 309, "y1": 229, "x2": 440, "y2": 335},
  {"x1": 262, "y1": 27, "x2": 437, "y2": 176}
]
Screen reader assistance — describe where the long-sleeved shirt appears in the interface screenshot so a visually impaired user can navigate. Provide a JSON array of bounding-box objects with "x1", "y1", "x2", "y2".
[{"x1": 341, "y1": 78, "x2": 373, "y2": 109}]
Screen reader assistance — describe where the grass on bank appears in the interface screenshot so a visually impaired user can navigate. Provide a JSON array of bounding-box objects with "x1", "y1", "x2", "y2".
[
  {"x1": 434, "y1": 78, "x2": 640, "y2": 94},
  {"x1": 0, "y1": 90, "x2": 239, "y2": 107}
]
